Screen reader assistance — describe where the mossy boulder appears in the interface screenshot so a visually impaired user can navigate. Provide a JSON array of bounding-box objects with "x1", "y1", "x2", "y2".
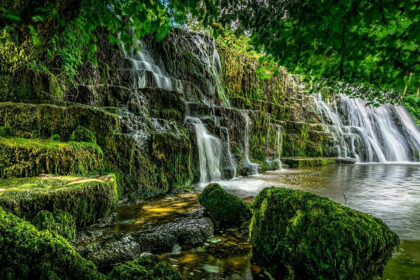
[
  {"x1": 198, "y1": 183, "x2": 252, "y2": 228},
  {"x1": 0, "y1": 137, "x2": 104, "y2": 178},
  {"x1": 0, "y1": 174, "x2": 118, "y2": 226},
  {"x1": 32, "y1": 209, "x2": 77, "y2": 241},
  {"x1": 107, "y1": 254, "x2": 181, "y2": 280},
  {"x1": 251, "y1": 187, "x2": 400, "y2": 279},
  {"x1": 0, "y1": 206, "x2": 104, "y2": 280}
]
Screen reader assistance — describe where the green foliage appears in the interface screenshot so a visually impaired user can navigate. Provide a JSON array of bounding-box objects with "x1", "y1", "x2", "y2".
[
  {"x1": 198, "y1": 183, "x2": 252, "y2": 228},
  {"x1": 404, "y1": 92, "x2": 420, "y2": 126},
  {"x1": 32, "y1": 209, "x2": 76, "y2": 241},
  {"x1": 70, "y1": 125, "x2": 97, "y2": 144},
  {"x1": 0, "y1": 206, "x2": 104, "y2": 280},
  {"x1": 0, "y1": 174, "x2": 118, "y2": 226},
  {"x1": 0, "y1": 126, "x2": 12, "y2": 137},
  {"x1": 251, "y1": 187, "x2": 400, "y2": 279},
  {"x1": 107, "y1": 254, "x2": 181, "y2": 280},
  {"x1": 51, "y1": 133, "x2": 61, "y2": 141}
]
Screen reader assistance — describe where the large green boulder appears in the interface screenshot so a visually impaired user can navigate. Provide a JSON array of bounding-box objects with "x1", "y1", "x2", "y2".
[
  {"x1": 0, "y1": 206, "x2": 104, "y2": 280},
  {"x1": 198, "y1": 183, "x2": 252, "y2": 228},
  {"x1": 107, "y1": 254, "x2": 181, "y2": 280},
  {"x1": 0, "y1": 174, "x2": 118, "y2": 226},
  {"x1": 32, "y1": 209, "x2": 77, "y2": 241},
  {"x1": 251, "y1": 187, "x2": 399, "y2": 280}
]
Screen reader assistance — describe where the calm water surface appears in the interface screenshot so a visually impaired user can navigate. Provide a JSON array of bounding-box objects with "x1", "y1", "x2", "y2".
[{"x1": 107, "y1": 164, "x2": 420, "y2": 279}]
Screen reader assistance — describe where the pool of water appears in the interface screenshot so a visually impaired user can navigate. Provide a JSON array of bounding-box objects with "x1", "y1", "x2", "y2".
[
  {"x1": 180, "y1": 164, "x2": 420, "y2": 279},
  {"x1": 100, "y1": 164, "x2": 420, "y2": 279}
]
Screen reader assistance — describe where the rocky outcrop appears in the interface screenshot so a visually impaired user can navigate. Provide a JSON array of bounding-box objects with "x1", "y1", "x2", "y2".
[{"x1": 78, "y1": 209, "x2": 214, "y2": 269}]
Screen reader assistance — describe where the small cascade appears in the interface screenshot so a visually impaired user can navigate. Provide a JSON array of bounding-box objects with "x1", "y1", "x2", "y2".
[
  {"x1": 313, "y1": 93, "x2": 420, "y2": 162},
  {"x1": 241, "y1": 111, "x2": 260, "y2": 174},
  {"x1": 190, "y1": 33, "x2": 230, "y2": 107},
  {"x1": 186, "y1": 116, "x2": 223, "y2": 183},
  {"x1": 122, "y1": 38, "x2": 181, "y2": 92}
]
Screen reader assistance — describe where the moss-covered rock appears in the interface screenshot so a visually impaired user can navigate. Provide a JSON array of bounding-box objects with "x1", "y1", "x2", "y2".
[
  {"x1": 198, "y1": 183, "x2": 252, "y2": 228},
  {"x1": 32, "y1": 209, "x2": 77, "y2": 241},
  {"x1": 0, "y1": 206, "x2": 104, "y2": 280},
  {"x1": 282, "y1": 157, "x2": 337, "y2": 168},
  {"x1": 0, "y1": 174, "x2": 118, "y2": 226},
  {"x1": 0, "y1": 137, "x2": 104, "y2": 178},
  {"x1": 107, "y1": 254, "x2": 181, "y2": 280},
  {"x1": 70, "y1": 126, "x2": 97, "y2": 144},
  {"x1": 251, "y1": 187, "x2": 400, "y2": 279}
]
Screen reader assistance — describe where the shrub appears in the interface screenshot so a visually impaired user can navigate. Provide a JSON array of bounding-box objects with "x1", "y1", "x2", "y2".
[
  {"x1": 198, "y1": 183, "x2": 252, "y2": 228},
  {"x1": 32, "y1": 209, "x2": 77, "y2": 241},
  {"x1": 0, "y1": 126, "x2": 12, "y2": 137},
  {"x1": 51, "y1": 134, "x2": 61, "y2": 141},
  {"x1": 107, "y1": 254, "x2": 181, "y2": 280},
  {"x1": 0, "y1": 206, "x2": 104, "y2": 280},
  {"x1": 70, "y1": 126, "x2": 97, "y2": 144},
  {"x1": 251, "y1": 187, "x2": 400, "y2": 279}
]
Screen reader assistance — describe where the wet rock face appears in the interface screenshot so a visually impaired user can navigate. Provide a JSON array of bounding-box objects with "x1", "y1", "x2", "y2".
[{"x1": 78, "y1": 210, "x2": 214, "y2": 269}]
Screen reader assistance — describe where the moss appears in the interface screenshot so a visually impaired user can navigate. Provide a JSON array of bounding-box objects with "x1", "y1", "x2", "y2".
[
  {"x1": 251, "y1": 187, "x2": 400, "y2": 279},
  {"x1": 282, "y1": 157, "x2": 337, "y2": 168},
  {"x1": 0, "y1": 174, "x2": 118, "y2": 226},
  {"x1": 0, "y1": 206, "x2": 105, "y2": 280},
  {"x1": 70, "y1": 125, "x2": 97, "y2": 144},
  {"x1": 32, "y1": 209, "x2": 76, "y2": 241},
  {"x1": 107, "y1": 254, "x2": 181, "y2": 280},
  {"x1": 51, "y1": 133, "x2": 61, "y2": 141},
  {"x1": 0, "y1": 137, "x2": 104, "y2": 178},
  {"x1": 198, "y1": 183, "x2": 252, "y2": 228},
  {"x1": 0, "y1": 126, "x2": 12, "y2": 137}
]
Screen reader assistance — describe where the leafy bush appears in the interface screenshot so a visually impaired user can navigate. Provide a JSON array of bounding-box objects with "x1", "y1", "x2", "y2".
[
  {"x1": 32, "y1": 209, "x2": 76, "y2": 241},
  {"x1": 70, "y1": 126, "x2": 97, "y2": 144},
  {"x1": 0, "y1": 126, "x2": 12, "y2": 137},
  {"x1": 251, "y1": 187, "x2": 400, "y2": 279},
  {"x1": 51, "y1": 133, "x2": 61, "y2": 141},
  {"x1": 107, "y1": 254, "x2": 181, "y2": 280},
  {"x1": 198, "y1": 183, "x2": 252, "y2": 228},
  {"x1": 0, "y1": 206, "x2": 104, "y2": 280}
]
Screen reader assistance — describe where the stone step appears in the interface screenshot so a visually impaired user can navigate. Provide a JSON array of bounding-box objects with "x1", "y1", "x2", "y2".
[
  {"x1": 0, "y1": 137, "x2": 104, "y2": 178},
  {"x1": 281, "y1": 157, "x2": 355, "y2": 168},
  {"x1": 0, "y1": 174, "x2": 118, "y2": 226}
]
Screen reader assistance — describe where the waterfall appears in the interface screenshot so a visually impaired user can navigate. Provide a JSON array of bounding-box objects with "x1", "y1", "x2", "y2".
[
  {"x1": 241, "y1": 111, "x2": 260, "y2": 174},
  {"x1": 122, "y1": 38, "x2": 181, "y2": 92},
  {"x1": 186, "y1": 116, "x2": 223, "y2": 183},
  {"x1": 189, "y1": 33, "x2": 230, "y2": 107},
  {"x1": 313, "y1": 94, "x2": 420, "y2": 162}
]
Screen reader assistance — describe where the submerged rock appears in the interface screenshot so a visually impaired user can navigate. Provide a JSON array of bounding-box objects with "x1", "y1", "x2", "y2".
[
  {"x1": 79, "y1": 210, "x2": 214, "y2": 268},
  {"x1": 198, "y1": 183, "x2": 252, "y2": 228},
  {"x1": 336, "y1": 157, "x2": 357, "y2": 164},
  {"x1": 251, "y1": 187, "x2": 399, "y2": 279},
  {"x1": 107, "y1": 254, "x2": 181, "y2": 280}
]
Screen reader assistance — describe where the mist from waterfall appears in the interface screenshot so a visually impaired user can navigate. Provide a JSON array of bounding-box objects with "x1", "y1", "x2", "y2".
[{"x1": 313, "y1": 94, "x2": 420, "y2": 162}]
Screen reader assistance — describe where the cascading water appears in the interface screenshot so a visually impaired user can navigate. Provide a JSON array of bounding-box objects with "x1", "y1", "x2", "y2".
[
  {"x1": 241, "y1": 111, "x2": 260, "y2": 174},
  {"x1": 276, "y1": 128, "x2": 283, "y2": 169},
  {"x1": 313, "y1": 93, "x2": 420, "y2": 162},
  {"x1": 186, "y1": 116, "x2": 223, "y2": 183},
  {"x1": 122, "y1": 38, "x2": 181, "y2": 92}
]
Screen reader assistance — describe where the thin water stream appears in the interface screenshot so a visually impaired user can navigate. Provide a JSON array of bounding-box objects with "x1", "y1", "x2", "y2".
[{"x1": 98, "y1": 164, "x2": 420, "y2": 279}]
